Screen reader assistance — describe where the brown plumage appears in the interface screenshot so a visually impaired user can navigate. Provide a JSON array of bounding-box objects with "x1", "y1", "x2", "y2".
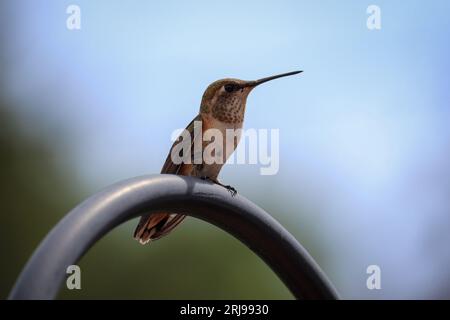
[{"x1": 134, "y1": 71, "x2": 302, "y2": 244}]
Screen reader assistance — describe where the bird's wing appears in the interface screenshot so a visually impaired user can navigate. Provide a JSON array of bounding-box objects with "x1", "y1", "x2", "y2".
[
  {"x1": 160, "y1": 113, "x2": 202, "y2": 174},
  {"x1": 134, "y1": 114, "x2": 202, "y2": 244}
]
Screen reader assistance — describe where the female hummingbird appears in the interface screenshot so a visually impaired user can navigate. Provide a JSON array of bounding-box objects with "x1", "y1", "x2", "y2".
[{"x1": 134, "y1": 71, "x2": 302, "y2": 244}]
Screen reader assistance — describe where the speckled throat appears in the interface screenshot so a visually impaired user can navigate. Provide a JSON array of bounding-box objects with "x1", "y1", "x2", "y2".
[{"x1": 211, "y1": 94, "x2": 246, "y2": 123}]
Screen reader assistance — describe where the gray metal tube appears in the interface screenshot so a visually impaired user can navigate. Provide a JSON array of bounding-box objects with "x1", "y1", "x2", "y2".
[{"x1": 8, "y1": 174, "x2": 339, "y2": 300}]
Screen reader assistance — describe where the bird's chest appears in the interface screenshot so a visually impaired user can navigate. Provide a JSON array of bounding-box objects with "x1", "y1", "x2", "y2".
[
  {"x1": 204, "y1": 118, "x2": 243, "y2": 157},
  {"x1": 192, "y1": 118, "x2": 243, "y2": 179}
]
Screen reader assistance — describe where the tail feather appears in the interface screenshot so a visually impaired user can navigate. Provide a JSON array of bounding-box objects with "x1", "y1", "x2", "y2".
[{"x1": 134, "y1": 213, "x2": 186, "y2": 244}]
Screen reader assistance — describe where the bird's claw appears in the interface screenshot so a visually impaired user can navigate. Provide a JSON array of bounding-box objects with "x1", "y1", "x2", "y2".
[
  {"x1": 225, "y1": 185, "x2": 237, "y2": 197},
  {"x1": 200, "y1": 176, "x2": 237, "y2": 197}
]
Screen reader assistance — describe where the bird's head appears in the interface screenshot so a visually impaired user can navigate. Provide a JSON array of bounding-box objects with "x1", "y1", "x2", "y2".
[{"x1": 200, "y1": 71, "x2": 302, "y2": 124}]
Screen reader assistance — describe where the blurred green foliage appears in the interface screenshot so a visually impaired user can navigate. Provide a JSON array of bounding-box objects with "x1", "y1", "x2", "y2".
[{"x1": 0, "y1": 105, "x2": 82, "y2": 298}]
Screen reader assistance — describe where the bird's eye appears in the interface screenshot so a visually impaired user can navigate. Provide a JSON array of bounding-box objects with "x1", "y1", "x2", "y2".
[{"x1": 224, "y1": 84, "x2": 235, "y2": 93}]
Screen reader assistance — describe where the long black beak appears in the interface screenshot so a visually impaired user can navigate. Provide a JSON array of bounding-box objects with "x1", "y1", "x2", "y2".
[{"x1": 245, "y1": 70, "x2": 303, "y2": 87}]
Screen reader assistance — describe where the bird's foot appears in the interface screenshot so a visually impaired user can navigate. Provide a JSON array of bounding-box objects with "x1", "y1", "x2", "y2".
[
  {"x1": 200, "y1": 176, "x2": 237, "y2": 197},
  {"x1": 224, "y1": 185, "x2": 237, "y2": 197}
]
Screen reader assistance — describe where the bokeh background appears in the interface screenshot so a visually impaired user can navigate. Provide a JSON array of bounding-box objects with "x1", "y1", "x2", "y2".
[{"x1": 1, "y1": 0, "x2": 449, "y2": 299}]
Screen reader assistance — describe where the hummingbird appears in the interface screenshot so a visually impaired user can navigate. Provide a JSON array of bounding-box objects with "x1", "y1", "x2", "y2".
[{"x1": 134, "y1": 70, "x2": 302, "y2": 244}]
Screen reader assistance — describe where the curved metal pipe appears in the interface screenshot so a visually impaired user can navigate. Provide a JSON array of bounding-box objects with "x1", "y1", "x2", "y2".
[{"x1": 8, "y1": 174, "x2": 339, "y2": 300}]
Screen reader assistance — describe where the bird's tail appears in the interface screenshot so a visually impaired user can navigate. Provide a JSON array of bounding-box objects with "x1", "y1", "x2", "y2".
[{"x1": 133, "y1": 213, "x2": 186, "y2": 244}]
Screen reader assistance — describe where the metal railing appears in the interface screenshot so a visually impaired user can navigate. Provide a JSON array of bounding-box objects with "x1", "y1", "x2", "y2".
[{"x1": 9, "y1": 174, "x2": 339, "y2": 300}]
